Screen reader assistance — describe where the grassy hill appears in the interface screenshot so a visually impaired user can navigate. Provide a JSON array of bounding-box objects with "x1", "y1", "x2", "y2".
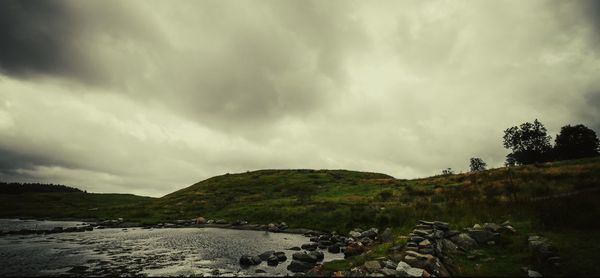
[
  {"x1": 1, "y1": 158, "x2": 599, "y2": 275},
  {"x1": 135, "y1": 159, "x2": 600, "y2": 233}
]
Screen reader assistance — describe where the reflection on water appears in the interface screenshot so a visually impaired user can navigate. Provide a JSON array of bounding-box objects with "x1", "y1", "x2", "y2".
[{"x1": 0, "y1": 221, "x2": 343, "y2": 277}]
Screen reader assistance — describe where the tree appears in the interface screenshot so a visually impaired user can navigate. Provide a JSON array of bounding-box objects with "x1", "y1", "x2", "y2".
[
  {"x1": 502, "y1": 119, "x2": 552, "y2": 165},
  {"x1": 553, "y1": 124, "x2": 600, "y2": 161},
  {"x1": 441, "y1": 168, "x2": 454, "y2": 175},
  {"x1": 469, "y1": 157, "x2": 487, "y2": 172}
]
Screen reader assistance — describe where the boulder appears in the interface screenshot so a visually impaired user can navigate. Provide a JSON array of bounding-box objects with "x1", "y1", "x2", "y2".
[
  {"x1": 288, "y1": 246, "x2": 301, "y2": 251},
  {"x1": 360, "y1": 237, "x2": 374, "y2": 246},
  {"x1": 259, "y1": 250, "x2": 275, "y2": 260},
  {"x1": 397, "y1": 261, "x2": 428, "y2": 277},
  {"x1": 349, "y1": 230, "x2": 362, "y2": 238},
  {"x1": 466, "y1": 229, "x2": 499, "y2": 244},
  {"x1": 287, "y1": 260, "x2": 316, "y2": 273},
  {"x1": 450, "y1": 233, "x2": 477, "y2": 250},
  {"x1": 267, "y1": 223, "x2": 279, "y2": 232},
  {"x1": 301, "y1": 242, "x2": 318, "y2": 251},
  {"x1": 363, "y1": 260, "x2": 382, "y2": 272},
  {"x1": 319, "y1": 240, "x2": 334, "y2": 246},
  {"x1": 266, "y1": 255, "x2": 279, "y2": 266},
  {"x1": 433, "y1": 221, "x2": 450, "y2": 230},
  {"x1": 239, "y1": 255, "x2": 261, "y2": 266},
  {"x1": 309, "y1": 251, "x2": 324, "y2": 261},
  {"x1": 441, "y1": 239, "x2": 461, "y2": 254},
  {"x1": 379, "y1": 268, "x2": 399, "y2": 277},
  {"x1": 327, "y1": 245, "x2": 340, "y2": 253},
  {"x1": 215, "y1": 219, "x2": 228, "y2": 224},
  {"x1": 482, "y1": 223, "x2": 502, "y2": 233},
  {"x1": 360, "y1": 228, "x2": 379, "y2": 239},
  {"x1": 379, "y1": 228, "x2": 394, "y2": 242},
  {"x1": 274, "y1": 251, "x2": 287, "y2": 262},
  {"x1": 418, "y1": 239, "x2": 432, "y2": 247},
  {"x1": 528, "y1": 270, "x2": 543, "y2": 277},
  {"x1": 382, "y1": 260, "x2": 397, "y2": 269},
  {"x1": 292, "y1": 252, "x2": 318, "y2": 263},
  {"x1": 206, "y1": 219, "x2": 215, "y2": 224},
  {"x1": 344, "y1": 242, "x2": 366, "y2": 257}
]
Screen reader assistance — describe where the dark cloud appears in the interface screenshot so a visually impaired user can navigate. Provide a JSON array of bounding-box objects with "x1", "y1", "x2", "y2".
[{"x1": 0, "y1": 1, "x2": 90, "y2": 81}]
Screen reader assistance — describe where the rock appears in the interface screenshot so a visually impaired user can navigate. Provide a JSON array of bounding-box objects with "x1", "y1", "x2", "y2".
[
  {"x1": 379, "y1": 228, "x2": 393, "y2": 242},
  {"x1": 344, "y1": 242, "x2": 366, "y2": 257},
  {"x1": 301, "y1": 242, "x2": 318, "y2": 251},
  {"x1": 288, "y1": 246, "x2": 301, "y2": 251},
  {"x1": 397, "y1": 261, "x2": 428, "y2": 277},
  {"x1": 482, "y1": 223, "x2": 502, "y2": 233},
  {"x1": 410, "y1": 236, "x2": 426, "y2": 243},
  {"x1": 441, "y1": 239, "x2": 460, "y2": 254},
  {"x1": 267, "y1": 255, "x2": 279, "y2": 266},
  {"x1": 274, "y1": 251, "x2": 287, "y2": 262},
  {"x1": 445, "y1": 230, "x2": 460, "y2": 238},
  {"x1": 319, "y1": 240, "x2": 333, "y2": 246},
  {"x1": 413, "y1": 230, "x2": 432, "y2": 237},
  {"x1": 501, "y1": 220, "x2": 511, "y2": 226},
  {"x1": 434, "y1": 221, "x2": 450, "y2": 230},
  {"x1": 466, "y1": 229, "x2": 498, "y2": 244},
  {"x1": 418, "y1": 239, "x2": 432, "y2": 247},
  {"x1": 206, "y1": 219, "x2": 215, "y2": 224},
  {"x1": 382, "y1": 260, "x2": 397, "y2": 269},
  {"x1": 473, "y1": 224, "x2": 482, "y2": 229},
  {"x1": 528, "y1": 270, "x2": 543, "y2": 277},
  {"x1": 287, "y1": 260, "x2": 316, "y2": 273},
  {"x1": 360, "y1": 237, "x2": 374, "y2": 246},
  {"x1": 418, "y1": 220, "x2": 435, "y2": 226},
  {"x1": 292, "y1": 252, "x2": 318, "y2": 263},
  {"x1": 259, "y1": 250, "x2": 275, "y2": 260},
  {"x1": 309, "y1": 251, "x2": 324, "y2": 261},
  {"x1": 349, "y1": 230, "x2": 362, "y2": 238},
  {"x1": 379, "y1": 268, "x2": 399, "y2": 276},
  {"x1": 363, "y1": 260, "x2": 382, "y2": 272},
  {"x1": 502, "y1": 225, "x2": 517, "y2": 233},
  {"x1": 360, "y1": 228, "x2": 379, "y2": 239},
  {"x1": 328, "y1": 245, "x2": 340, "y2": 253},
  {"x1": 419, "y1": 248, "x2": 434, "y2": 254},
  {"x1": 255, "y1": 269, "x2": 267, "y2": 273},
  {"x1": 215, "y1": 219, "x2": 228, "y2": 224},
  {"x1": 450, "y1": 233, "x2": 477, "y2": 250},
  {"x1": 267, "y1": 223, "x2": 279, "y2": 232},
  {"x1": 239, "y1": 255, "x2": 261, "y2": 266},
  {"x1": 310, "y1": 237, "x2": 319, "y2": 242}
]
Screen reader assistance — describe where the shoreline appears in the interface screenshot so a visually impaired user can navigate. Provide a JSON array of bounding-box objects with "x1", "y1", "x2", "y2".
[{"x1": 0, "y1": 217, "x2": 324, "y2": 236}]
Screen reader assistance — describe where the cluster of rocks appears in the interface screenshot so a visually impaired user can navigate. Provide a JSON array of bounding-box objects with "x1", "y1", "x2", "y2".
[
  {"x1": 0, "y1": 225, "x2": 94, "y2": 236},
  {"x1": 240, "y1": 250, "x2": 288, "y2": 267},
  {"x1": 267, "y1": 222, "x2": 288, "y2": 232},
  {"x1": 528, "y1": 235, "x2": 561, "y2": 276},
  {"x1": 287, "y1": 250, "x2": 325, "y2": 272}
]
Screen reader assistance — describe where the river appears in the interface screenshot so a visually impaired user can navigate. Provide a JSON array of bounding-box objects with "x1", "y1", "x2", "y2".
[{"x1": 0, "y1": 219, "x2": 343, "y2": 276}]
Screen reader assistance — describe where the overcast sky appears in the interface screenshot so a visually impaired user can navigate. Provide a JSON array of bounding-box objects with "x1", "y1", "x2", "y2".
[{"x1": 1, "y1": 1, "x2": 599, "y2": 197}]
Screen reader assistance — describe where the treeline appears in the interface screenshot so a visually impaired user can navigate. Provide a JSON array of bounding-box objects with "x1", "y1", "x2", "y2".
[
  {"x1": 0, "y1": 182, "x2": 84, "y2": 194},
  {"x1": 503, "y1": 120, "x2": 599, "y2": 165}
]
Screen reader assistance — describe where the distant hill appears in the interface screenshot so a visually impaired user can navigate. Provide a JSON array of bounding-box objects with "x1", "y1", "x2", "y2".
[{"x1": 0, "y1": 182, "x2": 84, "y2": 194}]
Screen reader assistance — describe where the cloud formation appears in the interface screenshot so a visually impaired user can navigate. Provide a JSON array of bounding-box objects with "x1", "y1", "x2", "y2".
[{"x1": 0, "y1": 0, "x2": 599, "y2": 196}]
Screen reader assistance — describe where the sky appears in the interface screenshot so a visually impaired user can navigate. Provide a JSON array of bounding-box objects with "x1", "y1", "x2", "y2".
[{"x1": 1, "y1": 0, "x2": 599, "y2": 197}]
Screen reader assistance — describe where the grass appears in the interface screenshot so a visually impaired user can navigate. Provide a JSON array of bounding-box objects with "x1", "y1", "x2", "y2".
[{"x1": 1, "y1": 157, "x2": 600, "y2": 275}]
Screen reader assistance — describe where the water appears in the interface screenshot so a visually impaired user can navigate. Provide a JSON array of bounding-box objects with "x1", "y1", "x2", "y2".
[
  {"x1": 0, "y1": 218, "x2": 86, "y2": 232},
  {"x1": 0, "y1": 220, "x2": 344, "y2": 277}
]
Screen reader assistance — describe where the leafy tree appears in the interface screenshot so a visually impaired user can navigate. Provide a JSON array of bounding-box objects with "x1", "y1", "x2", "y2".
[
  {"x1": 441, "y1": 168, "x2": 454, "y2": 175},
  {"x1": 553, "y1": 124, "x2": 600, "y2": 161},
  {"x1": 503, "y1": 119, "x2": 552, "y2": 165},
  {"x1": 469, "y1": 157, "x2": 487, "y2": 172}
]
